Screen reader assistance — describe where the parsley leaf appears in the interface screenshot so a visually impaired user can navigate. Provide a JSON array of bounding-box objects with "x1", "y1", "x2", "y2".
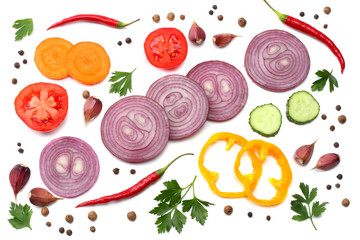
[
  {"x1": 150, "y1": 177, "x2": 213, "y2": 234},
  {"x1": 291, "y1": 183, "x2": 329, "y2": 230},
  {"x1": 8, "y1": 202, "x2": 33, "y2": 230},
  {"x1": 109, "y1": 68, "x2": 136, "y2": 97},
  {"x1": 12, "y1": 18, "x2": 33, "y2": 41},
  {"x1": 311, "y1": 69, "x2": 339, "y2": 93}
]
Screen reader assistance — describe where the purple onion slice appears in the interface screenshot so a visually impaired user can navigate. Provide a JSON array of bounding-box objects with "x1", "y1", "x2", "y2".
[
  {"x1": 101, "y1": 95, "x2": 170, "y2": 163},
  {"x1": 39, "y1": 136, "x2": 100, "y2": 198},
  {"x1": 245, "y1": 29, "x2": 310, "y2": 92},
  {"x1": 146, "y1": 74, "x2": 209, "y2": 140},
  {"x1": 186, "y1": 60, "x2": 248, "y2": 121}
]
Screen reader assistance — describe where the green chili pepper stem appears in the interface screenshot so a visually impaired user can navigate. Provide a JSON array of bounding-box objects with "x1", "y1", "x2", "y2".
[
  {"x1": 156, "y1": 153, "x2": 194, "y2": 177},
  {"x1": 263, "y1": 0, "x2": 288, "y2": 22},
  {"x1": 116, "y1": 18, "x2": 140, "y2": 28}
]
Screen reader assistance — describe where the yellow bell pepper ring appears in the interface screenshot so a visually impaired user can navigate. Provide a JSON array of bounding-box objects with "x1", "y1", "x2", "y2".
[
  {"x1": 198, "y1": 132, "x2": 259, "y2": 198},
  {"x1": 234, "y1": 139, "x2": 292, "y2": 206}
]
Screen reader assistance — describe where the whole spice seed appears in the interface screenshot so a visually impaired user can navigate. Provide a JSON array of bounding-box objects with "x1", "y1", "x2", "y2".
[
  {"x1": 248, "y1": 212, "x2": 253, "y2": 218},
  {"x1": 18, "y1": 50, "x2": 24, "y2": 56},
  {"x1": 337, "y1": 174, "x2": 343, "y2": 180},
  {"x1": 152, "y1": 14, "x2": 160, "y2": 23},
  {"x1": 314, "y1": 14, "x2": 319, "y2": 19},
  {"x1": 209, "y1": 10, "x2": 214, "y2": 15},
  {"x1": 65, "y1": 214, "x2": 74, "y2": 223},
  {"x1": 12, "y1": 78, "x2": 18, "y2": 84},
  {"x1": 117, "y1": 40, "x2": 122, "y2": 46},
  {"x1": 59, "y1": 227, "x2": 65, "y2": 233},
  {"x1": 213, "y1": 33, "x2": 239, "y2": 48},
  {"x1": 333, "y1": 142, "x2": 339, "y2": 148},
  {"x1": 323, "y1": 24, "x2": 328, "y2": 29},
  {"x1": 88, "y1": 211, "x2": 97, "y2": 221},
  {"x1": 293, "y1": 140, "x2": 316, "y2": 165},
  {"x1": 18, "y1": 148, "x2": 24, "y2": 153},
  {"x1": 130, "y1": 169, "x2": 136, "y2": 174},
  {"x1": 188, "y1": 21, "x2": 206, "y2": 45},
  {"x1": 14, "y1": 62, "x2": 20, "y2": 68},
  {"x1": 28, "y1": 188, "x2": 62, "y2": 206},
  {"x1": 342, "y1": 198, "x2": 350, "y2": 207},
  {"x1": 299, "y1": 12, "x2": 305, "y2": 17},
  {"x1": 238, "y1": 17, "x2": 247, "y2": 27},
  {"x1": 330, "y1": 125, "x2": 335, "y2": 131},
  {"x1": 266, "y1": 215, "x2": 271, "y2": 221},
  {"x1": 82, "y1": 90, "x2": 90, "y2": 99},
  {"x1": 336, "y1": 105, "x2": 341, "y2": 111},
  {"x1": 17, "y1": 142, "x2": 21, "y2": 147},
  {"x1": 224, "y1": 205, "x2": 233, "y2": 215},
  {"x1": 41, "y1": 207, "x2": 49, "y2": 216},
  {"x1": 113, "y1": 168, "x2": 120, "y2": 175},
  {"x1": 90, "y1": 226, "x2": 96, "y2": 232},
  {"x1": 326, "y1": 184, "x2": 331, "y2": 190},
  {"x1": 9, "y1": 164, "x2": 31, "y2": 202},
  {"x1": 338, "y1": 115, "x2": 346, "y2": 124},
  {"x1": 324, "y1": 7, "x2": 331, "y2": 15},
  {"x1": 46, "y1": 221, "x2": 51, "y2": 227},
  {"x1": 312, "y1": 153, "x2": 340, "y2": 170},
  {"x1": 335, "y1": 183, "x2": 340, "y2": 188},
  {"x1": 127, "y1": 211, "x2": 136, "y2": 221},
  {"x1": 321, "y1": 114, "x2": 327, "y2": 120},
  {"x1": 23, "y1": 59, "x2": 27, "y2": 64},
  {"x1": 66, "y1": 229, "x2": 72, "y2": 236},
  {"x1": 167, "y1": 12, "x2": 175, "y2": 21},
  {"x1": 213, "y1": 5, "x2": 217, "y2": 10},
  {"x1": 180, "y1": 14, "x2": 185, "y2": 20},
  {"x1": 84, "y1": 96, "x2": 102, "y2": 124},
  {"x1": 217, "y1": 15, "x2": 223, "y2": 21},
  {"x1": 125, "y1": 37, "x2": 132, "y2": 44}
]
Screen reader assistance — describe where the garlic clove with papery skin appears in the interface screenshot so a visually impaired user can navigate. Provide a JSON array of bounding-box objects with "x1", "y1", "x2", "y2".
[
  {"x1": 84, "y1": 96, "x2": 102, "y2": 125},
  {"x1": 188, "y1": 21, "x2": 206, "y2": 45}
]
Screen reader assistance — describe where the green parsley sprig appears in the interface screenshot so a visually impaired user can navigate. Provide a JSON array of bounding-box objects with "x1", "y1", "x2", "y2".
[
  {"x1": 291, "y1": 182, "x2": 328, "y2": 230},
  {"x1": 109, "y1": 68, "x2": 136, "y2": 97},
  {"x1": 311, "y1": 69, "x2": 338, "y2": 93},
  {"x1": 8, "y1": 202, "x2": 33, "y2": 230},
  {"x1": 150, "y1": 176, "x2": 214, "y2": 234},
  {"x1": 13, "y1": 18, "x2": 33, "y2": 41}
]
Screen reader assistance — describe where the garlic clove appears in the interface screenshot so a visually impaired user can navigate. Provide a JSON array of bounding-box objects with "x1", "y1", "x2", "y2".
[
  {"x1": 9, "y1": 164, "x2": 31, "y2": 202},
  {"x1": 312, "y1": 153, "x2": 340, "y2": 170},
  {"x1": 188, "y1": 21, "x2": 206, "y2": 45},
  {"x1": 84, "y1": 96, "x2": 103, "y2": 125},
  {"x1": 213, "y1": 33, "x2": 240, "y2": 48},
  {"x1": 293, "y1": 140, "x2": 316, "y2": 165},
  {"x1": 28, "y1": 188, "x2": 63, "y2": 207}
]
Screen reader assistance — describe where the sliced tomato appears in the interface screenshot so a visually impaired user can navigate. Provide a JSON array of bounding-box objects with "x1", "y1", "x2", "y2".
[
  {"x1": 14, "y1": 82, "x2": 68, "y2": 132},
  {"x1": 144, "y1": 28, "x2": 188, "y2": 69}
]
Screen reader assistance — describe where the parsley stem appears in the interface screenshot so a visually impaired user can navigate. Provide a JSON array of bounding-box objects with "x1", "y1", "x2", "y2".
[{"x1": 307, "y1": 203, "x2": 317, "y2": 230}]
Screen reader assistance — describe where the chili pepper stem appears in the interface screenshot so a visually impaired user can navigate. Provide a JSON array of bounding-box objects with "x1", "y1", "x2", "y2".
[
  {"x1": 263, "y1": 0, "x2": 287, "y2": 22},
  {"x1": 116, "y1": 18, "x2": 140, "y2": 28},
  {"x1": 156, "y1": 153, "x2": 194, "y2": 177}
]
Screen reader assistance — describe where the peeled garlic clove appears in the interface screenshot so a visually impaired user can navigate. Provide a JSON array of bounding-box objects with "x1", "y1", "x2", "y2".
[
  {"x1": 188, "y1": 21, "x2": 206, "y2": 45},
  {"x1": 213, "y1": 33, "x2": 240, "y2": 48},
  {"x1": 29, "y1": 188, "x2": 63, "y2": 207},
  {"x1": 9, "y1": 164, "x2": 31, "y2": 202},
  {"x1": 294, "y1": 140, "x2": 316, "y2": 165},
  {"x1": 84, "y1": 96, "x2": 102, "y2": 124},
  {"x1": 312, "y1": 153, "x2": 340, "y2": 170}
]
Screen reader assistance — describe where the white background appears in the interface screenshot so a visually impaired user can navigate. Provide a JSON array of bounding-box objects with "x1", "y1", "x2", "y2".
[{"x1": 1, "y1": 0, "x2": 359, "y2": 239}]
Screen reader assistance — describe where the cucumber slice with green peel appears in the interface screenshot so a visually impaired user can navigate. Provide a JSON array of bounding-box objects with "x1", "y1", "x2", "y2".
[
  {"x1": 249, "y1": 103, "x2": 282, "y2": 137},
  {"x1": 286, "y1": 91, "x2": 320, "y2": 124}
]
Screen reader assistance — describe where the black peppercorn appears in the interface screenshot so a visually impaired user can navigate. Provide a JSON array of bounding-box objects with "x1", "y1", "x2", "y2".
[
  {"x1": 23, "y1": 59, "x2": 27, "y2": 64},
  {"x1": 117, "y1": 41, "x2": 122, "y2": 46},
  {"x1": 66, "y1": 229, "x2": 73, "y2": 236},
  {"x1": 212, "y1": 5, "x2": 217, "y2": 10},
  {"x1": 113, "y1": 168, "x2": 120, "y2": 175},
  {"x1": 323, "y1": 24, "x2": 328, "y2": 29},
  {"x1": 266, "y1": 215, "x2": 271, "y2": 221},
  {"x1": 217, "y1": 15, "x2": 223, "y2": 21},
  {"x1": 46, "y1": 221, "x2": 51, "y2": 227},
  {"x1": 326, "y1": 184, "x2": 332, "y2": 190},
  {"x1": 248, "y1": 212, "x2": 253, "y2": 218},
  {"x1": 125, "y1": 38, "x2": 132, "y2": 44},
  {"x1": 90, "y1": 226, "x2": 96, "y2": 232},
  {"x1": 337, "y1": 174, "x2": 343, "y2": 180},
  {"x1": 330, "y1": 125, "x2": 335, "y2": 131},
  {"x1": 18, "y1": 50, "x2": 24, "y2": 56},
  {"x1": 209, "y1": 10, "x2": 214, "y2": 15},
  {"x1": 12, "y1": 78, "x2": 18, "y2": 84},
  {"x1": 335, "y1": 183, "x2": 340, "y2": 188},
  {"x1": 299, "y1": 12, "x2": 305, "y2": 17},
  {"x1": 17, "y1": 142, "x2": 21, "y2": 147},
  {"x1": 180, "y1": 14, "x2": 185, "y2": 20},
  {"x1": 18, "y1": 148, "x2": 24, "y2": 154},
  {"x1": 336, "y1": 105, "x2": 341, "y2": 111},
  {"x1": 14, "y1": 62, "x2": 20, "y2": 68},
  {"x1": 321, "y1": 114, "x2": 327, "y2": 120},
  {"x1": 333, "y1": 142, "x2": 339, "y2": 148},
  {"x1": 314, "y1": 14, "x2": 319, "y2": 19},
  {"x1": 130, "y1": 169, "x2": 136, "y2": 174},
  {"x1": 59, "y1": 227, "x2": 65, "y2": 234}
]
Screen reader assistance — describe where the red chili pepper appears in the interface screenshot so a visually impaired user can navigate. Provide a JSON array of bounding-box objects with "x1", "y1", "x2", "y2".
[
  {"x1": 47, "y1": 14, "x2": 140, "y2": 30},
  {"x1": 264, "y1": 0, "x2": 345, "y2": 74},
  {"x1": 75, "y1": 153, "x2": 194, "y2": 208}
]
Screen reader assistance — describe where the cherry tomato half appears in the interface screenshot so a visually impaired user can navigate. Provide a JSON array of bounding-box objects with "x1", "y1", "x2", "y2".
[
  {"x1": 144, "y1": 28, "x2": 188, "y2": 69},
  {"x1": 14, "y1": 82, "x2": 68, "y2": 132}
]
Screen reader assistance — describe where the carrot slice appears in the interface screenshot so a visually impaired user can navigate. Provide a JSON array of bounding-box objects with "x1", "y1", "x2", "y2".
[
  {"x1": 66, "y1": 41, "x2": 111, "y2": 85},
  {"x1": 34, "y1": 37, "x2": 73, "y2": 80}
]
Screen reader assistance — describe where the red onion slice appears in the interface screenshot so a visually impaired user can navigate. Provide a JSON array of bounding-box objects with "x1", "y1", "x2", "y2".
[
  {"x1": 39, "y1": 136, "x2": 100, "y2": 198},
  {"x1": 186, "y1": 60, "x2": 248, "y2": 121},
  {"x1": 101, "y1": 95, "x2": 170, "y2": 163},
  {"x1": 146, "y1": 74, "x2": 209, "y2": 140},
  {"x1": 245, "y1": 29, "x2": 310, "y2": 92}
]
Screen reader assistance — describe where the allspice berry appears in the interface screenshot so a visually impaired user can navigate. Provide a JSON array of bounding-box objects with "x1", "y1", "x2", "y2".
[
  {"x1": 127, "y1": 211, "x2": 137, "y2": 221},
  {"x1": 338, "y1": 115, "x2": 346, "y2": 124},
  {"x1": 41, "y1": 207, "x2": 49, "y2": 217},
  {"x1": 90, "y1": 226, "x2": 96, "y2": 232},
  {"x1": 238, "y1": 17, "x2": 247, "y2": 27},
  {"x1": 342, "y1": 198, "x2": 350, "y2": 207},
  {"x1": 88, "y1": 211, "x2": 97, "y2": 221},
  {"x1": 152, "y1": 14, "x2": 160, "y2": 23},
  {"x1": 324, "y1": 6, "x2": 331, "y2": 15},
  {"x1": 167, "y1": 12, "x2": 175, "y2": 21},
  {"x1": 224, "y1": 205, "x2": 233, "y2": 215},
  {"x1": 65, "y1": 214, "x2": 74, "y2": 223}
]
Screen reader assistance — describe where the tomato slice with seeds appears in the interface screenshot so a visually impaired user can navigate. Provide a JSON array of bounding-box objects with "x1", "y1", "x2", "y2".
[
  {"x1": 144, "y1": 28, "x2": 188, "y2": 69},
  {"x1": 14, "y1": 82, "x2": 68, "y2": 132}
]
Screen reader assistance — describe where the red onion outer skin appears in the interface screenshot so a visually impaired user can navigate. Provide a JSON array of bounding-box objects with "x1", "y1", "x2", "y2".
[
  {"x1": 101, "y1": 95, "x2": 170, "y2": 163},
  {"x1": 186, "y1": 60, "x2": 248, "y2": 121},
  {"x1": 146, "y1": 74, "x2": 209, "y2": 140},
  {"x1": 245, "y1": 29, "x2": 310, "y2": 92},
  {"x1": 39, "y1": 136, "x2": 100, "y2": 198}
]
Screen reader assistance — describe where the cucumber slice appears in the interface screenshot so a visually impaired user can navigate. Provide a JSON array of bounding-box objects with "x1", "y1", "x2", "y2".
[
  {"x1": 286, "y1": 91, "x2": 320, "y2": 124},
  {"x1": 249, "y1": 103, "x2": 282, "y2": 137}
]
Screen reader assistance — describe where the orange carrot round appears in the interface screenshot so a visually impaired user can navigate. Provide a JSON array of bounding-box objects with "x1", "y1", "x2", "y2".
[
  {"x1": 65, "y1": 41, "x2": 111, "y2": 85},
  {"x1": 34, "y1": 37, "x2": 73, "y2": 80}
]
